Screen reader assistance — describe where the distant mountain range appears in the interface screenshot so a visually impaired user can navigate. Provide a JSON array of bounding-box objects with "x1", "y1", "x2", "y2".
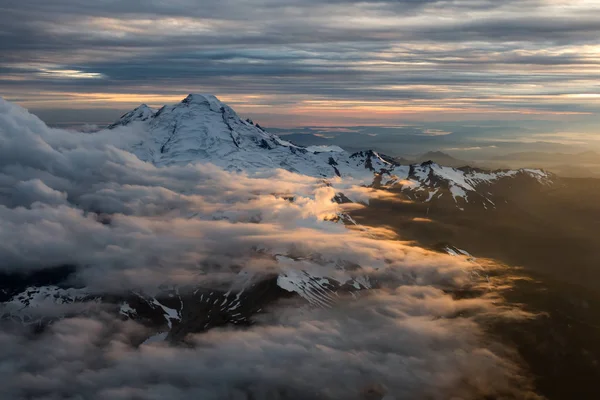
[
  {"x1": 395, "y1": 151, "x2": 472, "y2": 168},
  {"x1": 493, "y1": 150, "x2": 600, "y2": 164}
]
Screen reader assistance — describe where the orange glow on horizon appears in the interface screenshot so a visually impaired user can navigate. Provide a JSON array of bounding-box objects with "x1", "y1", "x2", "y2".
[{"x1": 9, "y1": 91, "x2": 594, "y2": 128}]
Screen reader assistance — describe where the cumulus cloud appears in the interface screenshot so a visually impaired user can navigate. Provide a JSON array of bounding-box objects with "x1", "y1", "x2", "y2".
[{"x1": 0, "y1": 99, "x2": 539, "y2": 398}]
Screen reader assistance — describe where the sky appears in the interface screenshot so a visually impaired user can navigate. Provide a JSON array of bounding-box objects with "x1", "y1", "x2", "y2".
[{"x1": 1, "y1": 0, "x2": 599, "y2": 147}]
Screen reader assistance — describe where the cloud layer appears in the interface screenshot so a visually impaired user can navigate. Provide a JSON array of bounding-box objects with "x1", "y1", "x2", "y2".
[
  {"x1": 0, "y1": 290, "x2": 540, "y2": 400},
  {"x1": 0, "y1": 98, "x2": 540, "y2": 399},
  {"x1": 1, "y1": 0, "x2": 599, "y2": 127}
]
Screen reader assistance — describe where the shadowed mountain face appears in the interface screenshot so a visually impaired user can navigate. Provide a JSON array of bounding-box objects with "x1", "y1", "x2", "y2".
[
  {"x1": 355, "y1": 176, "x2": 600, "y2": 290},
  {"x1": 351, "y1": 177, "x2": 600, "y2": 399}
]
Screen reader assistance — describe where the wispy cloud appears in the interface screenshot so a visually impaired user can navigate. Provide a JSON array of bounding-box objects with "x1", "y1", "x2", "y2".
[
  {"x1": 444, "y1": 145, "x2": 498, "y2": 151},
  {"x1": 420, "y1": 129, "x2": 452, "y2": 136}
]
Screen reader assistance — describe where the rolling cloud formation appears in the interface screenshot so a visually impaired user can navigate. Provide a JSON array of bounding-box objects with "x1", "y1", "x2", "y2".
[{"x1": 0, "y1": 98, "x2": 541, "y2": 399}]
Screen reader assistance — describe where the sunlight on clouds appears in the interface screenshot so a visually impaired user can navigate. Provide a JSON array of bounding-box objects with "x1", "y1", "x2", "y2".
[
  {"x1": 291, "y1": 99, "x2": 591, "y2": 118},
  {"x1": 37, "y1": 68, "x2": 104, "y2": 79},
  {"x1": 9, "y1": 63, "x2": 105, "y2": 80},
  {"x1": 420, "y1": 129, "x2": 452, "y2": 136},
  {"x1": 412, "y1": 217, "x2": 433, "y2": 223},
  {"x1": 563, "y1": 94, "x2": 600, "y2": 100},
  {"x1": 475, "y1": 132, "x2": 600, "y2": 146},
  {"x1": 444, "y1": 146, "x2": 498, "y2": 151},
  {"x1": 534, "y1": 132, "x2": 600, "y2": 143},
  {"x1": 51, "y1": 16, "x2": 239, "y2": 38},
  {"x1": 545, "y1": 0, "x2": 600, "y2": 9},
  {"x1": 1, "y1": 0, "x2": 599, "y2": 128}
]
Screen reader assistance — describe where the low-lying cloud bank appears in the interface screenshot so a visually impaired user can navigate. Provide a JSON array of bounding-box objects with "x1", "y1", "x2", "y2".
[
  {"x1": 0, "y1": 292, "x2": 539, "y2": 400},
  {"x1": 0, "y1": 98, "x2": 538, "y2": 399}
]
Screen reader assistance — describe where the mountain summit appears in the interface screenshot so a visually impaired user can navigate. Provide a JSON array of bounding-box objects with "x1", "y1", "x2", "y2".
[
  {"x1": 112, "y1": 94, "x2": 396, "y2": 179},
  {"x1": 108, "y1": 104, "x2": 156, "y2": 129}
]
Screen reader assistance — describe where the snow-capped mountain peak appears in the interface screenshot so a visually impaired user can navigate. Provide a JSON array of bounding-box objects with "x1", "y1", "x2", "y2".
[
  {"x1": 108, "y1": 104, "x2": 156, "y2": 128},
  {"x1": 180, "y1": 93, "x2": 227, "y2": 111},
  {"x1": 120, "y1": 94, "x2": 296, "y2": 167},
  {"x1": 112, "y1": 94, "x2": 554, "y2": 209},
  {"x1": 398, "y1": 161, "x2": 553, "y2": 210},
  {"x1": 116, "y1": 94, "x2": 397, "y2": 180}
]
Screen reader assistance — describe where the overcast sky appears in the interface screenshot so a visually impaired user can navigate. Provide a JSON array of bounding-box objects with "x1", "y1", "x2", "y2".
[{"x1": 1, "y1": 0, "x2": 599, "y2": 134}]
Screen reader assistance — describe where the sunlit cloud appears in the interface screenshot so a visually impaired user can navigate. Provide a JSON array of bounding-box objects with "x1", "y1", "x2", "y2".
[
  {"x1": 412, "y1": 217, "x2": 433, "y2": 223},
  {"x1": 475, "y1": 133, "x2": 600, "y2": 146},
  {"x1": 7, "y1": 63, "x2": 105, "y2": 80},
  {"x1": 36, "y1": 68, "x2": 105, "y2": 79},
  {"x1": 444, "y1": 146, "x2": 498, "y2": 151},
  {"x1": 420, "y1": 129, "x2": 452, "y2": 136}
]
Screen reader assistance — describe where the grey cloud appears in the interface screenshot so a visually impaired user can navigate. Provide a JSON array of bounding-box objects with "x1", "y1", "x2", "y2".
[
  {"x1": 12, "y1": 179, "x2": 68, "y2": 207},
  {"x1": 0, "y1": 289, "x2": 540, "y2": 399},
  {"x1": 0, "y1": 0, "x2": 593, "y2": 53},
  {"x1": 1, "y1": 0, "x2": 599, "y2": 131},
  {"x1": 416, "y1": 16, "x2": 600, "y2": 43}
]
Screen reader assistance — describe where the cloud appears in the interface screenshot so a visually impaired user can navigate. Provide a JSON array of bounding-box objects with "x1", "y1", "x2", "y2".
[
  {"x1": 412, "y1": 217, "x2": 433, "y2": 222},
  {"x1": 1, "y1": 0, "x2": 599, "y2": 126},
  {"x1": 419, "y1": 129, "x2": 452, "y2": 136},
  {"x1": 0, "y1": 289, "x2": 540, "y2": 400},
  {"x1": 443, "y1": 145, "x2": 498, "y2": 151}
]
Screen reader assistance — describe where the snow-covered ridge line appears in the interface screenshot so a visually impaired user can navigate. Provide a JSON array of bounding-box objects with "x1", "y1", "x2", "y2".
[{"x1": 398, "y1": 162, "x2": 553, "y2": 209}]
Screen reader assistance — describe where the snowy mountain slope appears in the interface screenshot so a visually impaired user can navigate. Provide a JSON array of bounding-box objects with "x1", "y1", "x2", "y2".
[
  {"x1": 1, "y1": 252, "x2": 376, "y2": 341},
  {"x1": 108, "y1": 104, "x2": 156, "y2": 129},
  {"x1": 2, "y1": 286, "x2": 95, "y2": 325},
  {"x1": 276, "y1": 255, "x2": 371, "y2": 307},
  {"x1": 394, "y1": 162, "x2": 554, "y2": 210},
  {"x1": 116, "y1": 94, "x2": 396, "y2": 182}
]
